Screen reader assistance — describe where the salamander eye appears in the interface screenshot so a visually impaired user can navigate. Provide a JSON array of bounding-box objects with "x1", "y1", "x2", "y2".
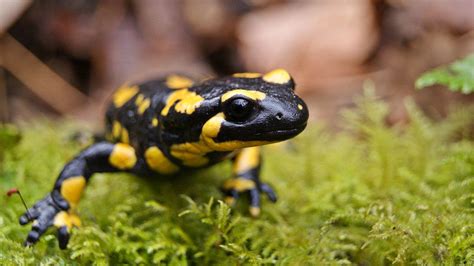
[{"x1": 223, "y1": 98, "x2": 255, "y2": 122}]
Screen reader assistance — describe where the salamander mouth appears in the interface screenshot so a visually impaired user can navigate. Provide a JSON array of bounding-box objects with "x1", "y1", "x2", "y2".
[
  {"x1": 213, "y1": 122, "x2": 308, "y2": 143},
  {"x1": 255, "y1": 122, "x2": 307, "y2": 141}
]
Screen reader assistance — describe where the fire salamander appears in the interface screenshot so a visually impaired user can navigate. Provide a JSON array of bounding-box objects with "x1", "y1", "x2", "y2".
[{"x1": 19, "y1": 69, "x2": 309, "y2": 249}]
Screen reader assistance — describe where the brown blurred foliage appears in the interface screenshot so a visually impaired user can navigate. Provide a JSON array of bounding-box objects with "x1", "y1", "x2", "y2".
[{"x1": 0, "y1": 0, "x2": 473, "y2": 125}]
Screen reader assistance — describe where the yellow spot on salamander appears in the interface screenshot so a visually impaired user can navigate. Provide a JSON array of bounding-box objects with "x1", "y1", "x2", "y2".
[
  {"x1": 232, "y1": 72, "x2": 261, "y2": 78},
  {"x1": 113, "y1": 84, "x2": 139, "y2": 107},
  {"x1": 112, "y1": 121, "x2": 122, "y2": 139},
  {"x1": 145, "y1": 146, "x2": 180, "y2": 174},
  {"x1": 161, "y1": 89, "x2": 204, "y2": 116},
  {"x1": 135, "y1": 94, "x2": 144, "y2": 105},
  {"x1": 60, "y1": 176, "x2": 86, "y2": 209},
  {"x1": 121, "y1": 128, "x2": 129, "y2": 144},
  {"x1": 223, "y1": 178, "x2": 256, "y2": 192},
  {"x1": 109, "y1": 143, "x2": 137, "y2": 170},
  {"x1": 166, "y1": 75, "x2": 194, "y2": 89},
  {"x1": 298, "y1": 104, "x2": 303, "y2": 110},
  {"x1": 221, "y1": 89, "x2": 266, "y2": 102},
  {"x1": 53, "y1": 211, "x2": 81, "y2": 229},
  {"x1": 233, "y1": 147, "x2": 260, "y2": 174},
  {"x1": 263, "y1": 68, "x2": 291, "y2": 84},
  {"x1": 152, "y1": 117, "x2": 159, "y2": 127},
  {"x1": 112, "y1": 121, "x2": 129, "y2": 143},
  {"x1": 175, "y1": 94, "x2": 204, "y2": 114},
  {"x1": 138, "y1": 98, "x2": 151, "y2": 114}
]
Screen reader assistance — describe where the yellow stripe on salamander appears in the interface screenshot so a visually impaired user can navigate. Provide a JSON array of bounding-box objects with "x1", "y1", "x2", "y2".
[{"x1": 221, "y1": 89, "x2": 266, "y2": 102}]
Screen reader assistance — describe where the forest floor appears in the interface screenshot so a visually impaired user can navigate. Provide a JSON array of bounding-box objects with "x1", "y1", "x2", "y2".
[{"x1": 0, "y1": 92, "x2": 473, "y2": 265}]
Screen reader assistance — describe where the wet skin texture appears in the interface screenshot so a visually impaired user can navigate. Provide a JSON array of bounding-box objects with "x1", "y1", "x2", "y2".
[{"x1": 19, "y1": 69, "x2": 309, "y2": 249}]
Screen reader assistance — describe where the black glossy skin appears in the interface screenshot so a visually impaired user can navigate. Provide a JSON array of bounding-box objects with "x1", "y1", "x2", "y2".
[
  {"x1": 18, "y1": 70, "x2": 309, "y2": 249},
  {"x1": 105, "y1": 75, "x2": 307, "y2": 168}
]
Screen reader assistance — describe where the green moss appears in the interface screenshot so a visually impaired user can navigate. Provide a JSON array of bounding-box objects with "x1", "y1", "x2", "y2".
[{"x1": 1, "y1": 93, "x2": 473, "y2": 265}]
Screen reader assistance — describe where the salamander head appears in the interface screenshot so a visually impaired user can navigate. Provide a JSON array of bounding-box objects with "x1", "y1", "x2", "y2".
[{"x1": 198, "y1": 69, "x2": 309, "y2": 151}]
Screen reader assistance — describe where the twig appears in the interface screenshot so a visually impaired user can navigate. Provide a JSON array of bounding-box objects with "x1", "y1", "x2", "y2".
[
  {"x1": 6, "y1": 188, "x2": 31, "y2": 219},
  {"x1": 0, "y1": 34, "x2": 88, "y2": 114}
]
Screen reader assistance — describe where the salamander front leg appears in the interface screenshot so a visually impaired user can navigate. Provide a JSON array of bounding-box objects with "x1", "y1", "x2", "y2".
[
  {"x1": 19, "y1": 142, "x2": 138, "y2": 249},
  {"x1": 221, "y1": 147, "x2": 277, "y2": 217}
]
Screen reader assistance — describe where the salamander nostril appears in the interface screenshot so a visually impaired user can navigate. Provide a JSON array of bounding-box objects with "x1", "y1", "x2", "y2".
[{"x1": 276, "y1": 112, "x2": 283, "y2": 120}]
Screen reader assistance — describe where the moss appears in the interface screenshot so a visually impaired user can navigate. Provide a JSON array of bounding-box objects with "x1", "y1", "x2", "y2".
[{"x1": 1, "y1": 93, "x2": 473, "y2": 265}]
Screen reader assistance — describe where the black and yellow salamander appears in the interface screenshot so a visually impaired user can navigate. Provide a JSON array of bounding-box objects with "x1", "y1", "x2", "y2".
[{"x1": 18, "y1": 69, "x2": 309, "y2": 249}]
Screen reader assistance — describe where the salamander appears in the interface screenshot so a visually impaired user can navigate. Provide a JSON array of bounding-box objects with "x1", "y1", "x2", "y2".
[{"x1": 18, "y1": 69, "x2": 309, "y2": 249}]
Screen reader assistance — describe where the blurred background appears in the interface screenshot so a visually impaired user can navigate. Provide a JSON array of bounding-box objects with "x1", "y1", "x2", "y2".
[{"x1": 0, "y1": 0, "x2": 473, "y2": 126}]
